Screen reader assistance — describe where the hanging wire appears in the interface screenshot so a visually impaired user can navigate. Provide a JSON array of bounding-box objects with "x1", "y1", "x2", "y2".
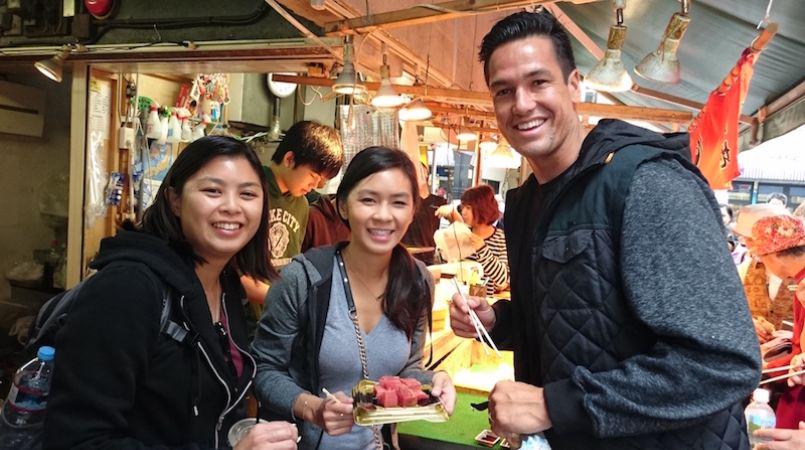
[{"x1": 757, "y1": 0, "x2": 774, "y2": 29}]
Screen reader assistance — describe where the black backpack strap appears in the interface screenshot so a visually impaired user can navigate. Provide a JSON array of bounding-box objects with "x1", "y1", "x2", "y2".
[
  {"x1": 158, "y1": 287, "x2": 188, "y2": 344},
  {"x1": 27, "y1": 283, "x2": 85, "y2": 350},
  {"x1": 125, "y1": 264, "x2": 188, "y2": 344}
]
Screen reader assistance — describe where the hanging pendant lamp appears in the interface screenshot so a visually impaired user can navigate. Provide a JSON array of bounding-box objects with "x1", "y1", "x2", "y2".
[{"x1": 634, "y1": 0, "x2": 691, "y2": 84}]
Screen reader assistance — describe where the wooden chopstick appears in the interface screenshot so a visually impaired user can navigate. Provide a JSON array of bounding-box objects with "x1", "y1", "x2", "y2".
[
  {"x1": 471, "y1": 309, "x2": 502, "y2": 357},
  {"x1": 322, "y1": 387, "x2": 340, "y2": 403},
  {"x1": 759, "y1": 369, "x2": 805, "y2": 385},
  {"x1": 762, "y1": 364, "x2": 796, "y2": 374}
]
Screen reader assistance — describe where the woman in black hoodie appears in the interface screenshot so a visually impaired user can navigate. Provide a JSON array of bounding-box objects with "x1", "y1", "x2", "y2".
[{"x1": 44, "y1": 136, "x2": 298, "y2": 449}]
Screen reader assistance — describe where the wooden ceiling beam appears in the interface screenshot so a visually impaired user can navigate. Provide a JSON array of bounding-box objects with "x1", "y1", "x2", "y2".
[
  {"x1": 271, "y1": 74, "x2": 490, "y2": 104},
  {"x1": 316, "y1": 0, "x2": 455, "y2": 88},
  {"x1": 431, "y1": 122, "x2": 499, "y2": 134},
  {"x1": 323, "y1": 0, "x2": 553, "y2": 35},
  {"x1": 426, "y1": 100, "x2": 693, "y2": 124},
  {"x1": 425, "y1": 103, "x2": 496, "y2": 119},
  {"x1": 274, "y1": 75, "x2": 693, "y2": 123},
  {"x1": 543, "y1": 3, "x2": 603, "y2": 60}
]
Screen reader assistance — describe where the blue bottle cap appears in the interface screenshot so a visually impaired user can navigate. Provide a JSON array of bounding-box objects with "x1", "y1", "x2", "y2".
[{"x1": 38, "y1": 346, "x2": 55, "y2": 361}]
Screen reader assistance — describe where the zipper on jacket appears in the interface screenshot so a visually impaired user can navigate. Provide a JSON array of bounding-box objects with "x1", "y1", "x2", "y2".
[
  {"x1": 217, "y1": 294, "x2": 257, "y2": 422},
  {"x1": 181, "y1": 294, "x2": 232, "y2": 449}
]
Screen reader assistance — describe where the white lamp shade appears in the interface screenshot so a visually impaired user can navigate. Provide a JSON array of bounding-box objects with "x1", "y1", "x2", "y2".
[
  {"x1": 486, "y1": 143, "x2": 521, "y2": 169},
  {"x1": 399, "y1": 99, "x2": 432, "y2": 121},
  {"x1": 34, "y1": 49, "x2": 69, "y2": 83},
  {"x1": 333, "y1": 61, "x2": 367, "y2": 95},
  {"x1": 634, "y1": 12, "x2": 690, "y2": 84},
  {"x1": 371, "y1": 78, "x2": 406, "y2": 108}
]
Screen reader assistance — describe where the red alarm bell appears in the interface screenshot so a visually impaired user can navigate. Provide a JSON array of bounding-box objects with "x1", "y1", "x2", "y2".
[{"x1": 85, "y1": 0, "x2": 114, "y2": 19}]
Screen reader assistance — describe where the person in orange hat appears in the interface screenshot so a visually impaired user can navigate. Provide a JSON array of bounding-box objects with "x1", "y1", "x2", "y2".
[{"x1": 748, "y1": 215, "x2": 805, "y2": 434}]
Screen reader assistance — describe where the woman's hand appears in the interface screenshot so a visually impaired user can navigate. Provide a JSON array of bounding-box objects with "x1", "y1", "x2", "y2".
[
  {"x1": 435, "y1": 205, "x2": 461, "y2": 223},
  {"x1": 753, "y1": 317, "x2": 774, "y2": 344},
  {"x1": 788, "y1": 353, "x2": 805, "y2": 388},
  {"x1": 431, "y1": 371, "x2": 456, "y2": 415},
  {"x1": 234, "y1": 421, "x2": 298, "y2": 450},
  {"x1": 318, "y1": 391, "x2": 354, "y2": 436}
]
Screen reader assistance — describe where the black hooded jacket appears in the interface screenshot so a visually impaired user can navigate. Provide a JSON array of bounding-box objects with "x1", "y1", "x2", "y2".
[
  {"x1": 495, "y1": 120, "x2": 759, "y2": 449},
  {"x1": 44, "y1": 230, "x2": 256, "y2": 449}
]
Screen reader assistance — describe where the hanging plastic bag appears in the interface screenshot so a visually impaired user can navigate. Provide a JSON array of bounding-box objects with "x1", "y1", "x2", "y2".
[{"x1": 85, "y1": 131, "x2": 108, "y2": 228}]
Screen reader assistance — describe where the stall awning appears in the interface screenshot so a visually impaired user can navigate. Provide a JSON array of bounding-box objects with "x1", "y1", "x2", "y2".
[{"x1": 738, "y1": 125, "x2": 805, "y2": 182}]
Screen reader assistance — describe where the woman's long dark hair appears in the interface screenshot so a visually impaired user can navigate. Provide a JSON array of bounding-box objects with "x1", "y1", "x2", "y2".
[
  {"x1": 140, "y1": 135, "x2": 277, "y2": 281},
  {"x1": 336, "y1": 146, "x2": 432, "y2": 339}
]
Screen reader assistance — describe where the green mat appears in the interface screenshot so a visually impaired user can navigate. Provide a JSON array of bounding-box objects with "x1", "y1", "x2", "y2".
[{"x1": 398, "y1": 392, "x2": 503, "y2": 448}]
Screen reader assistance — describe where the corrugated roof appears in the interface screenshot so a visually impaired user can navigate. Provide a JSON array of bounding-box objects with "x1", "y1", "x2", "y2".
[{"x1": 558, "y1": 0, "x2": 805, "y2": 117}]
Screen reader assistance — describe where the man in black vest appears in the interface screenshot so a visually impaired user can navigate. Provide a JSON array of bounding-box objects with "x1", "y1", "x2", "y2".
[{"x1": 449, "y1": 10, "x2": 761, "y2": 449}]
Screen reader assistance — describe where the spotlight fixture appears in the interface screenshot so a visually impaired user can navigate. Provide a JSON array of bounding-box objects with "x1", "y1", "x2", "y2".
[
  {"x1": 371, "y1": 49, "x2": 406, "y2": 108},
  {"x1": 399, "y1": 98, "x2": 432, "y2": 121},
  {"x1": 635, "y1": 0, "x2": 691, "y2": 84},
  {"x1": 486, "y1": 138, "x2": 521, "y2": 169},
  {"x1": 332, "y1": 35, "x2": 367, "y2": 96},
  {"x1": 586, "y1": 2, "x2": 632, "y2": 92},
  {"x1": 34, "y1": 47, "x2": 71, "y2": 83}
]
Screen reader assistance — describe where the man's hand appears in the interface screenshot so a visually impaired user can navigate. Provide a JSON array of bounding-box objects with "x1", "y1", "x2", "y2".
[
  {"x1": 488, "y1": 381, "x2": 552, "y2": 436},
  {"x1": 234, "y1": 421, "x2": 298, "y2": 450},
  {"x1": 449, "y1": 292, "x2": 495, "y2": 339},
  {"x1": 755, "y1": 421, "x2": 805, "y2": 450}
]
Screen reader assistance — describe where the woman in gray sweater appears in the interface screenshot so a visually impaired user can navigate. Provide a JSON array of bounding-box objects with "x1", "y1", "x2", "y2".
[{"x1": 252, "y1": 147, "x2": 456, "y2": 449}]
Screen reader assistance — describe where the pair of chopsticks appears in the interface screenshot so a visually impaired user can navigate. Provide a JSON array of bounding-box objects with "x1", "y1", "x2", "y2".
[
  {"x1": 759, "y1": 368, "x2": 805, "y2": 385},
  {"x1": 452, "y1": 279, "x2": 501, "y2": 357}
]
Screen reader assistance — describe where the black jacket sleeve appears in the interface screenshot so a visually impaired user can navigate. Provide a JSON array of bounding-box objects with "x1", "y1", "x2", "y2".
[
  {"x1": 43, "y1": 265, "x2": 208, "y2": 450},
  {"x1": 543, "y1": 159, "x2": 761, "y2": 438}
]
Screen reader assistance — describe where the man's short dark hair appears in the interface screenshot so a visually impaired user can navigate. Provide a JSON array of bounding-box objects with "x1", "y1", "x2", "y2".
[
  {"x1": 479, "y1": 9, "x2": 576, "y2": 84},
  {"x1": 272, "y1": 120, "x2": 344, "y2": 178}
]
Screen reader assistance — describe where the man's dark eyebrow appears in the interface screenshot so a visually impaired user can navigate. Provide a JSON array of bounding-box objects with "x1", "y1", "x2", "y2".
[{"x1": 489, "y1": 69, "x2": 552, "y2": 89}]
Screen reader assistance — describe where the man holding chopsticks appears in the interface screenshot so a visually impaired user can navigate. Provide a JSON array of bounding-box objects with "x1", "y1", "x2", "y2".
[{"x1": 450, "y1": 9, "x2": 761, "y2": 449}]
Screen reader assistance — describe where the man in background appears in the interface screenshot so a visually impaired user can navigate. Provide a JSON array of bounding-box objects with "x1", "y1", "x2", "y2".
[
  {"x1": 402, "y1": 161, "x2": 447, "y2": 265},
  {"x1": 243, "y1": 121, "x2": 343, "y2": 304}
]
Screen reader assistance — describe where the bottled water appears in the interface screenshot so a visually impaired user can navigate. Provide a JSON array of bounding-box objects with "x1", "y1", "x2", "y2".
[
  {"x1": 0, "y1": 346, "x2": 55, "y2": 449},
  {"x1": 745, "y1": 388, "x2": 775, "y2": 446}
]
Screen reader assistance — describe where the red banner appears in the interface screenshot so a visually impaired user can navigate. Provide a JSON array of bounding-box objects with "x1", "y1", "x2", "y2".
[{"x1": 689, "y1": 49, "x2": 757, "y2": 190}]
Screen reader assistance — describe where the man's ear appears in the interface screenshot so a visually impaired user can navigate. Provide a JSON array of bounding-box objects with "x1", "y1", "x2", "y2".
[
  {"x1": 566, "y1": 68, "x2": 581, "y2": 102},
  {"x1": 167, "y1": 187, "x2": 181, "y2": 217},
  {"x1": 282, "y1": 151, "x2": 296, "y2": 169}
]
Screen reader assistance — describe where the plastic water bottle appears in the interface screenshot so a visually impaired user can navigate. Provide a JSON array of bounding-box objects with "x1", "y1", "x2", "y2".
[
  {"x1": 745, "y1": 388, "x2": 775, "y2": 446},
  {"x1": 2, "y1": 346, "x2": 55, "y2": 427}
]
